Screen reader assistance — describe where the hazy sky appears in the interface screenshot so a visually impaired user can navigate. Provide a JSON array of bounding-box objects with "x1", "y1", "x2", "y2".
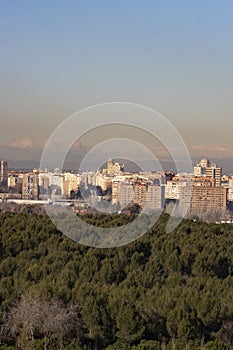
[{"x1": 1, "y1": 1, "x2": 233, "y2": 166}]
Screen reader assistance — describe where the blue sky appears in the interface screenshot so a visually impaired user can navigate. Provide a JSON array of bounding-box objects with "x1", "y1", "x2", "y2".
[{"x1": 1, "y1": 0, "x2": 233, "y2": 165}]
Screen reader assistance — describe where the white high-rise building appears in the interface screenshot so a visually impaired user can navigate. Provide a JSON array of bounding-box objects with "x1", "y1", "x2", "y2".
[
  {"x1": 165, "y1": 181, "x2": 186, "y2": 200},
  {"x1": 194, "y1": 158, "x2": 222, "y2": 187}
]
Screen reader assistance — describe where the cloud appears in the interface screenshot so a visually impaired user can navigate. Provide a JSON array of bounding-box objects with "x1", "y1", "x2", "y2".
[
  {"x1": 0, "y1": 136, "x2": 93, "y2": 171},
  {"x1": 190, "y1": 144, "x2": 233, "y2": 159},
  {"x1": 0, "y1": 136, "x2": 91, "y2": 158},
  {"x1": 0, "y1": 136, "x2": 46, "y2": 161},
  {"x1": 8, "y1": 137, "x2": 36, "y2": 149}
]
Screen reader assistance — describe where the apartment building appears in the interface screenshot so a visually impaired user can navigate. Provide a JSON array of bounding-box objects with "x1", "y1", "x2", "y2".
[
  {"x1": 180, "y1": 186, "x2": 227, "y2": 212},
  {"x1": 22, "y1": 169, "x2": 39, "y2": 200},
  {"x1": 133, "y1": 183, "x2": 147, "y2": 207},
  {"x1": 147, "y1": 185, "x2": 164, "y2": 210}
]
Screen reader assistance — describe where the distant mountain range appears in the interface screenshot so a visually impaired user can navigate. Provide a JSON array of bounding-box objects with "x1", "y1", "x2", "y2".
[
  {"x1": 1, "y1": 137, "x2": 233, "y2": 173},
  {"x1": 1, "y1": 146, "x2": 232, "y2": 175},
  {"x1": 4, "y1": 158, "x2": 232, "y2": 175}
]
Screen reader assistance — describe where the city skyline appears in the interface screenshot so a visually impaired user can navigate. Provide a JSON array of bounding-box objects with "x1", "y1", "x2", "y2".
[{"x1": 2, "y1": 156, "x2": 233, "y2": 224}]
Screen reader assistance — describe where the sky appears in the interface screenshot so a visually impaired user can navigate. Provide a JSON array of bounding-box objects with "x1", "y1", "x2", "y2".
[{"x1": 1, "y1": 1, "x2": 233, "y2": 171}]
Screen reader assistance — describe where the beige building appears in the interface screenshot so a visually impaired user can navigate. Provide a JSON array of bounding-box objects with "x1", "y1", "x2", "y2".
[
  {"x1": 112, "y1": 181, "x2": 121, "y2": 205},
  {"x1": 113, "y1": 181, "x2": 165, "y2": 211},
  {"x1": 22, "y1": 169, "x2": 39, "y2": 200},
  {"x1": 228, "y1": 187, "x2": 233, "y2": 201},
  {"x1": 112, "y1": 179, "x2": 136, "y2": 205},
  {"x1": 106, "y1": 159, "x2": 124, "y2": 175},
  {"x1": 8, "y1": 175, "x2": 16, "y2": 188},
  {"x1": 194, "y1": 166, "x2": 204, "y2": 176},
  {"x1": 7, "y1": 172, "x2": 23, "y2": 193},
  {"x1": 205, "y1": 166, "x2": 222, "y2": 187},
  {"x1": 133, "y1": 183, "x2": 147, "y2": 207},
  {"x1": 96, "y1": 173, "x2": 112, "y2": 191},
  {"x1": 180, "y1": 186, "x2": 227, "y2": 212},
  {"x1": 193, "y1": 176, "x2": 215, "y2": 187},
  {"x1": 42, "y1": 176, "x2": 50, "y2": 193},
  {"x1": 63, "y1": 173, "x2": 79, "y2": 198},
  {"x1": 119, "y1": 183, "x2": 134, "y2": 208},
  {"x1": 147, "y1": 185, "x2": 164, "y2": 210}
]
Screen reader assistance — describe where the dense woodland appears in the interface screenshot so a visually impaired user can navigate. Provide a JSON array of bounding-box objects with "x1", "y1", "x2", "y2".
[{"x1": 0, "y1": 211, "x2": 233, "y2": 349}]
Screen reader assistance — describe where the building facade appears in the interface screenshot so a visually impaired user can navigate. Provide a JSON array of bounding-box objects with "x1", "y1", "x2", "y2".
[
  {"x1": 0, "y1": 161, "x2": 8, "y2": 183},
  {"x1": 22, "y1": 169, "x2": 39, "y2": 200},
  {"x1": 147, "y1": 185, "x2": 164, "y2": 210},
  {"x1": 180, "y1": 186, "x2": 227, "y2": 213}
]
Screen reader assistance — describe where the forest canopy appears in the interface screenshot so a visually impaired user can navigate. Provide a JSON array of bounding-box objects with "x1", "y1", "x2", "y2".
[{"x1": 0, "y1": 212, "x2": 233, "y2": 349}]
